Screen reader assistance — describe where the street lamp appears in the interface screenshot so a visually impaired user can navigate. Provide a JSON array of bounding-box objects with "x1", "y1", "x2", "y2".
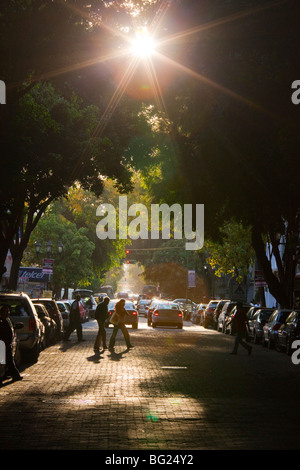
[
  {"x1": 34, "y1": 241, "x2": 64, "y2": 255},
  {"x1": 58, "y1": 241, "x2": 63, "y2": 254},
  {"x1": 34, "y1": 241, "x2": 41, "y2": 254},
  {"x1": 46, "y1": 241, "x2": 53, "y2": 255}
]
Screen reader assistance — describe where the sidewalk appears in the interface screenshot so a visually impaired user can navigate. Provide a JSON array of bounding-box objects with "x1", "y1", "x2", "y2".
[{"x1": 1, "y1": 319, "x2": 300, "y2": 450}]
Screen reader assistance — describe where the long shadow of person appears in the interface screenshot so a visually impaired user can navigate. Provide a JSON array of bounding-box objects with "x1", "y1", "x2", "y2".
[{"x1": 108, "y1": 348, "x2": 128, "y2": 362}]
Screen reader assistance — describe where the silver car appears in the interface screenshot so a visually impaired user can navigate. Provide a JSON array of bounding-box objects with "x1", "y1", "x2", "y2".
[
  {"x1": 0, "y1": 292, "x2": 44, "y2": 363},
  {"x1": 152, "y1": 302, "x2": 183, "y2": 329}
]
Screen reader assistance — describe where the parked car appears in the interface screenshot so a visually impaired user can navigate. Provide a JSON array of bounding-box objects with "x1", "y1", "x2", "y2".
[
  {"x1": 79, "y1": 300, "x2": 89, "y2": 322},
  {"x1": 246, "y1": 306, "x2": 262, "y2": 321},
  {"x1": 56, "y1": 301, "x2": 71, "y2": 330},
  {"x1": 34, "y1": 303, "x2": 57, "y2": 347},
  {"x1": 147, "y1": 299, "x2": 164, "y2": 326},
  {"x1": 217, "y1": 301, "x2": 237, "y2": 332},
  {"x1": 0, "y1": 312, "x2": 23, "y2": 369},
  {"x1": 32, "y1": 298, "x2": 64, "y2": 340},
  {"x1": 225, "y1": 303, "x2": 251, "y2": 335},
  {"x1": 276, "y1": 311, "x2": 300, "y2": 355},
  {"x1": 0, "y1": 292, "x2": 44, "y2": 362},
  {"x1": 137, "y1": 299, "x2": 151, "y2": 317},
  {"x1": 72, "y1": 289, "x2": 97, "y2": 318},
  {"x1": 152, "y1": 302, "x2": 183, "y2": 329},
  {"x1": 173, "y1": 298, "x2": 195, "y2": 320},
  {"x1": 203, "y1": 300, "x2": 219, "y2": 328},
  {"x1": 248, "y1": 308, "x2": 274, "y2": 343},
  {"x1": 191, "y1": 303, "x2": 207, "y2": 324},
  {"x1": 105, "y1": 299, "x2": 139, "y2": 329},
  {"x1": 212, "y1": 300, "x2": 229, "y2": 329},
  {"x1": 262, "y1": 309, "x2": 293, "y2": 348},
  {"x1": 80, "y1": 296, "x2": 96, "y2": 319}
]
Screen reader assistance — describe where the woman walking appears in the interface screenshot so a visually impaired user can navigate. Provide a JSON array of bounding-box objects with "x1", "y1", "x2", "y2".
[{"x1": 108, "y1": 299, "x2": 134, "y2": 350}]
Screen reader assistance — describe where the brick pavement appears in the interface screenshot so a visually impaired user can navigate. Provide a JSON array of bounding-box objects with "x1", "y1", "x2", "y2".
[{"x1": 1, "y1": 318, "x2": 300, "y2": 450}]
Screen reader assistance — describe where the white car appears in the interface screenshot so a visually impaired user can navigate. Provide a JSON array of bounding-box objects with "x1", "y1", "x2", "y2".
[{"x1": 137, "y1": 299, "x2": 151, "y2": 316}]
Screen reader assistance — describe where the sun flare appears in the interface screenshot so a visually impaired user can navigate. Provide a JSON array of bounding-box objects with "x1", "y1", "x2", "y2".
[{"x1": 131, "y1": 27, "x2": 155, "y2": 58}]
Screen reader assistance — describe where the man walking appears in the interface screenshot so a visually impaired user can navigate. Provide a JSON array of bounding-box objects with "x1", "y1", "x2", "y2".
[
  {"x1": 63, "y1": 294, "x2": 84, "y2": 342},
  {"x1": 94, "y1": 296, "x2": 110, "y2": 352},
  {"x1": 229, "y1": 302, "x2": 252, "y2": 355}
]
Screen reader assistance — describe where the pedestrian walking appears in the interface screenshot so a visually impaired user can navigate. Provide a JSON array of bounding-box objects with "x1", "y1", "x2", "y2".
[
  {"x1": 63, "y1": 295, "x2": 84, "y2": 342},
  {"x1": 108, "y1": 299, "x2": 134, "y2": 350},
  {"x1": 228, "y1": 302, "x2": 252, "y2": 355},
  {"x1": 0, "y1": 306, "x2": 23, "y2": 384},
  {"x1": 94, "y1": 296, "x2": 110, "y2": 352}
]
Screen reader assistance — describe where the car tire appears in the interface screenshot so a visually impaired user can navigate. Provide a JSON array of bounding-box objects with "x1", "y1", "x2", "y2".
[
  {"x1": 14, "y1": 346, "x2": 22, "y2": 368},
  {"x1": 27, "y1": 342, "x2": 40, "y2": 363}
]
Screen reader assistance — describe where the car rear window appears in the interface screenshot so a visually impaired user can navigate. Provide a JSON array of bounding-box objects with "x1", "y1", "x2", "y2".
[
  {"x1": 158, "y1": 303, "x2": 179, "y2": 309},
  {"x1": 260, "y1": 311, "x2": 273, "y2": 321},
  {"x1": 0, "y1": 299, "x2": 29, "y2": 316}
]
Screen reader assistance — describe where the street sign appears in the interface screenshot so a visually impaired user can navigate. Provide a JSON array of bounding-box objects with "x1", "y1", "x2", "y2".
[
  {"x1": 188, "y1": 270, "x2": 196, "y2": 288},
  {"x1": 255, "y1": 270, "x2": 267, "y2": 287},
  {"x1": 42, "y1": 258, "x2": 54, "y2": 274}
]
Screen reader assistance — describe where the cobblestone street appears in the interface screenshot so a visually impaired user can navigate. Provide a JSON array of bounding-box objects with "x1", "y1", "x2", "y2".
[{"x1": 1, "y1": 318, "x2": 300, "y2": 451}]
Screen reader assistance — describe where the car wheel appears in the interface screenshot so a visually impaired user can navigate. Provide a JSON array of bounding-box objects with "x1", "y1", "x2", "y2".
[
  {"x1": 28, "y1": 342, "x2": 40, "y2": 363},
  {"x1": 14, "y1": 346, "x2": 22, "y2": 368}
]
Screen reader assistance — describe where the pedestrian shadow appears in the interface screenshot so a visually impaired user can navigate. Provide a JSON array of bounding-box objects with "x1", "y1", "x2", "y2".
[
  {"x1": 58, "y1": 341, "x2": 79, "y2": 352},
  {"x1": 108, "y1": 348, "x2": 129, "y2": 362},
  {"x1": 86, "y1": 350, "x2": 103, "y2": 364}
]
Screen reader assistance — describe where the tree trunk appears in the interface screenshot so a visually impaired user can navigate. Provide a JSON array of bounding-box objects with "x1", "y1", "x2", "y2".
[{"x1": 251, "y1": 226, "x2": 291, "y2": 308}]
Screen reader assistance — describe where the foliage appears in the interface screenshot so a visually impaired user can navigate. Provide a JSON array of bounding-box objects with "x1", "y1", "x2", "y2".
[
  {"x1": 205, "y1": 221, "x2": 255, "y2": 283},
  {"x1": 24, "y1": 211, "x2": 95, "y2": 291}
]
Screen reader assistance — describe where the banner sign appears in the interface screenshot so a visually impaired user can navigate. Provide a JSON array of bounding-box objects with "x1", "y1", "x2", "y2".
[
  {"x1": 18, "y1": 267, "x2": 48, "y2": 282},
  {"x1": 42, "y1": 258, "x2": 54, "y2": 274},
  {"x1": 255, "y1": 270, "x2": 267, "y2": 287},
  {"x1": 188, "y1": 270, "x2": 196, "y2": 288}
]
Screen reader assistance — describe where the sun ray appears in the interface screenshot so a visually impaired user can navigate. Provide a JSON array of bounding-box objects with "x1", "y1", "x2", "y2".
[
  {"x1": 70, "y1": 55, "x2": 140, "y2": 180},
  {"x1": 156, "y1": 0, "x2": 288, "y2": 49},
  {"x1": 143, "y1": 57, "x2": 168, "y2": 116},
  {"x1": 153, "y1": 50, "x2": 281, "y2": 122},
  {"x1": 8, "y1": 50, "x2": 131, "y2": 91},
  {"x1": 24, "y1": 0, "x2": 288, "y2": 183}
]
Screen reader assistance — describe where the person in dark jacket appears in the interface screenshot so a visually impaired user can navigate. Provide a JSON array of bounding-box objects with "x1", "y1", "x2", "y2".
[
  {"x1": 0, "y1": 306, "x2": 22, "y2": 384},
  {"x1": 108, "y1": 299, "x2": 134, "y2": 350},
  {"x1": 94, "y1": 296, "x2": 110, "y2": 352},
  {"x1": 63, "y1": 295, "x2": 84, "y2": 342},
  {"x1": 229, "y1": 302, "x2": 252, "y2": 355}
]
